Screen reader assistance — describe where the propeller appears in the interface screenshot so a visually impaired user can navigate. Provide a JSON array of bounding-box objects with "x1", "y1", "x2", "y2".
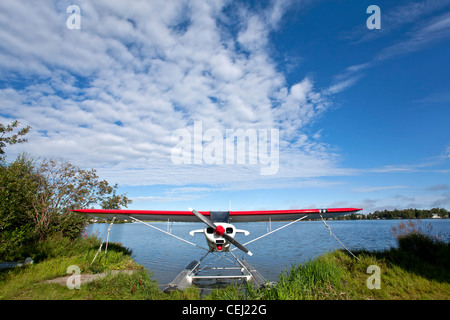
[{"x1": 189, "y1": 208, "x2": 252, "y2": 256}]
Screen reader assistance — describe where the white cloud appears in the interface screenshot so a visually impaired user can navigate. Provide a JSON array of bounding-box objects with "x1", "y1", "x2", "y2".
[
  {"x1": 0, "y1": 0, "x2": 345, "y2": 191},
  {"x1": 353, "y1": 186, "x2": 409, "y2": 193},
  {"x1": 445, "y1": 146, "x2": 450, "y2": 158},
  {"x1": 329, "y1": 2, "x2": 450, "y2": 95},
  {"x1": 342, "y1": 0, "x2": 450, "y2": 44},
  {"x1": 375, "y1": 11, "x2": 450, "y2": 62},
  {"x1": 325, "y1": 75, "x2": 362, "y2": 95}
]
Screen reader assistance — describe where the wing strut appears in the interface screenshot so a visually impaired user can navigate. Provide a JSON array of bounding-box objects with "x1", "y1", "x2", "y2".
[
  {"x1": 231, "y1": 214, "x2": 309, "y2": 252},
  {"x1": 129, "y1": 216, "x2": 209, "y2": 252},
  {"x1": 91, "y1": 216, "x2": 116, "y2": 265},
  {"x1": 318, "y1": 213, "x2": 361, "y2": 261}
]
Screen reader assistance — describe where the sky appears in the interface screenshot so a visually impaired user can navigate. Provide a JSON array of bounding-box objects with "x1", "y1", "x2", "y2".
[{"x1": 0, "y1": 0, "x2": 449, "y2": 214}]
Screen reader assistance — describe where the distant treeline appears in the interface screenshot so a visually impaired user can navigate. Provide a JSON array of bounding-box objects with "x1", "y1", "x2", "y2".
[{"x1": 336, "y1": 208, "x2": 449, "y2": 220}]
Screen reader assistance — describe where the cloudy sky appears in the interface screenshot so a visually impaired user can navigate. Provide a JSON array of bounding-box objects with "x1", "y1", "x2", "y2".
[{"x1": 1, "y1": 0, "x2": 449, "y2": 213}]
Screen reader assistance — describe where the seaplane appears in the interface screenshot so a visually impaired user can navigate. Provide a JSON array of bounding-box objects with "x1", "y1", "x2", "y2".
[{"x1": 72, "y1": 207, "x2": 362, "y2": 291}]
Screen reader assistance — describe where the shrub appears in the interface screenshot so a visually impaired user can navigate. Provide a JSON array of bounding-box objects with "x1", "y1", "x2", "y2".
[
  {"x1": 0, "y1": 153, "x2": 131, "y2": 261},
  {"x1": 0, "y1": 155, "x2": 39, "y2": 260},
  {"x1": 391, "y1": 219, "x2": 450, "y2": 279}
]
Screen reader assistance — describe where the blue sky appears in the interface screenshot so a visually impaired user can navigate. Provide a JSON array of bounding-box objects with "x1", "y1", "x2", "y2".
[{"x1": 1, "y1": 0, "x2": 449, "y2": 213}]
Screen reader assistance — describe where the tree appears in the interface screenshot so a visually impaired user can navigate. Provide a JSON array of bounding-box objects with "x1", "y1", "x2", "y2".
[
  {"x1": 0, "y1": 154, "x2": 133, "y2": 260},
  {"x1": 0, "y1": 120, "x2": 31, "y2": 156},
  {"x1": 0, "y1": 121, "x2": 133, "y2": 259},
  {"x1": 31, "y1": 158, "x2": 132, "y2": 240},
  {"x1": 0, "y1": 154, "x2": 39, "y2": 259}
]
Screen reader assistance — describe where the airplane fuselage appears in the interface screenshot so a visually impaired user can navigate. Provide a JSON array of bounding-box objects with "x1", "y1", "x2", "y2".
[{"x1": 189, "y1": 223, "x2": 250, "y2": 253}]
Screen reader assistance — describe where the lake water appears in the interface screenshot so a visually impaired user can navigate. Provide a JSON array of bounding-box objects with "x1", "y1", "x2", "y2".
[{"x1": 85, "y1": 219, "x2": 449, "y2": 287}]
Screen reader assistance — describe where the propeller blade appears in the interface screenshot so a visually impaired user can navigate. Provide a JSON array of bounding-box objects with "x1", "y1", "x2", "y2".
[
  {"x1": 189, "y1": 207, "x2": 252, "y2": 256},
  {"x1": 189, "y1": 207, "x2": 216, "y2": 229},
  {"x1": 222, "y1": 233, "x2": 253, "y2": 256}
]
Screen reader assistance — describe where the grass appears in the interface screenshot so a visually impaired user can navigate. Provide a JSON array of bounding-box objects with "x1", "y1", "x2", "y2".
[
  {"x1": 203, "y1": 247, "x2": 449, "y2": 300},
  {"x1": 205, "y1": 220, "x2": 450, "y2": 300},
  {"x1": 266, "y1": 253, "x2": 345, "y2": 300},
  {"x1": 0, "y1": 234, "x2": 200, "y2": 300},
  {"x1": 1, "y1": 220, "x2": 449, "y2": 300}
]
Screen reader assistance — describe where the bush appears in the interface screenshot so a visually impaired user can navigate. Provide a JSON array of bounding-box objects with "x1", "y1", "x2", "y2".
[
  {"x1": 0, "y1": 153, "x2": 131, "y2": 261},
  {"x1": 390, "y1": 219, "x2": 450, "y2": 281},
  {"x1": 0, "y1": 155, "x2": 39, "y2": 260},
  {"x1": 392, "y1": 219, "x2": 448, "y2": 263}
]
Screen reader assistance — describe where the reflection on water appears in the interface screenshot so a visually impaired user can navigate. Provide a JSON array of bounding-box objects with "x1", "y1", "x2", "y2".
[{"x1": 86, "y1": 219, "x2": 449, "y2": 286}]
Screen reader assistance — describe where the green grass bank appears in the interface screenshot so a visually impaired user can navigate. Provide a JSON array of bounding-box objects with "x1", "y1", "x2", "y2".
[{"x1": 1, "y1": 222, "x2": 449, "y2": 300}]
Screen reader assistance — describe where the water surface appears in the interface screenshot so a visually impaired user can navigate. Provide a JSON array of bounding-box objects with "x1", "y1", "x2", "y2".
[{"x1": 86, "y1": 219, "x2": 449, "y2": 286}]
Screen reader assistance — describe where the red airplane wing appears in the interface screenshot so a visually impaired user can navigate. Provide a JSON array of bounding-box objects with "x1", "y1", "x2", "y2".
[
  {"x1": 71, "y1": 208, "x2": 362, "y2": 222},
  {"x1": 228, "y1": 208, "x2": 361, "y2": 222}
]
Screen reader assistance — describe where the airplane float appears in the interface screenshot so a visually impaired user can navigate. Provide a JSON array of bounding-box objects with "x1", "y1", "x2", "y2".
[{"x1": 72, "y1": 207, "x2": 362, "y2": 291}]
